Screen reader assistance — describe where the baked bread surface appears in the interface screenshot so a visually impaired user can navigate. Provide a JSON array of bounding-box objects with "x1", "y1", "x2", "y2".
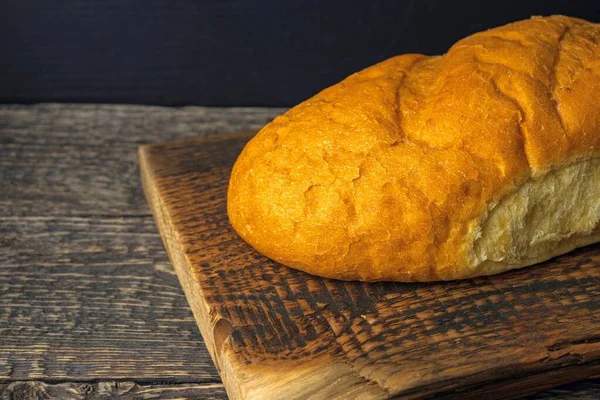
[{"x1": 228, "y1": 15, "x2": 600, "y2": 282}]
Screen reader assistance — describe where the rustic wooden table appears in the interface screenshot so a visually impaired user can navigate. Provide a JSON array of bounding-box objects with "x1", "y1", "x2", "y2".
[{"x1": 1, "y1": 104, "x2": 599, "y2": 399}]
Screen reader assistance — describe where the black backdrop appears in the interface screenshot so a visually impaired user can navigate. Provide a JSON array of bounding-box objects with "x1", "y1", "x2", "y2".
[{"x1": 1, "y1": 0, "x2": 599, "y2": 107}]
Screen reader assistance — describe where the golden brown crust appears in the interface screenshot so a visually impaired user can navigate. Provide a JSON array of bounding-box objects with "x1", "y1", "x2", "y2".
[{"x1": 227, "y1": 15, "x2": 600, "y2": 282}]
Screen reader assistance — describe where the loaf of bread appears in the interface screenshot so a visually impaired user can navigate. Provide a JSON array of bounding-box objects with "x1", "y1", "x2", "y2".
[{"x1": 227, "y1": 15, "x2": 600, "y2": 282}]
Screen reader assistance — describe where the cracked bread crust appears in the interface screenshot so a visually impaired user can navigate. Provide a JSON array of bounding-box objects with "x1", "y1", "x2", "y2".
[{"x1": 227, "y1": 15, "x2": 600, "y2": 282}]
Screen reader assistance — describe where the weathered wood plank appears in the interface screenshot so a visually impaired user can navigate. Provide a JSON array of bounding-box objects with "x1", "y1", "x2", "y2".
[
  {"x1": 0, "y1": 104, "x2": 280, "y2": 384},
  {"x1": 1, "y1": 379, "x2": 599, "y2": 400},
  {"x1": 528, "y1": 380, "x2": 600, "y2": 399},
  {"x1": 0, "y1": 216, "x2": 218, "y2": 382},
  {"x1": 0, "y1": 104, "x2": 283, "y2": 217},
  {"x1": 0, "y1": 380, "x2": 600, "y2": 400},
  {"x1": 140, "y1": 132, "x2": 600, "y2": 399},
  {"x1": 0, "y1": 381, "x2": 227, "y2": 399}
]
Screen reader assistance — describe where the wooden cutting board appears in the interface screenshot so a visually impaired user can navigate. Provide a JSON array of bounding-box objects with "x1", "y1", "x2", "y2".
[{"x1": 139, "y1": 130, "x2": 600, "y2": 400}]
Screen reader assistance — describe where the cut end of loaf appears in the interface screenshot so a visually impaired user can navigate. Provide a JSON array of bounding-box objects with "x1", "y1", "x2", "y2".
[{"x1": 467, "y1": 157, "x2": 600, "y2": 278}]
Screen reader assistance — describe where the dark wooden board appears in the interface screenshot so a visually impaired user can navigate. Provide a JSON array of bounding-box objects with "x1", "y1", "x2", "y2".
[
  {"x1": 3, "y1": 381, "x2": 600, "y2": 400},
  {"x1": 140, "y1": 131, "x2": 600, "y2": 400},
  {"x1": 0, "y1": 381, "x2": 227, "y2": 399}
]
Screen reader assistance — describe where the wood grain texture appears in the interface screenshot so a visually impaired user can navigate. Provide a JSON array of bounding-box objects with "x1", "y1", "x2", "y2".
[
  {"x1": 140, "y1": 131, "x2": 600, "y2": 399},
  {"x1": 0, "y1": 103, "x2": 282, "y2": 217},
  {"x1": 527, "y1": 380, "x2": 600, "y2": 399},
  {"x1": 0, "y1": 216, "x2": 217, "y2": 382},
  {"x1": 0, "y1": 381, "x2": 226, "y2": 399},
  {"x1": 0, "y1": 381, "x2": 599, "y2": 400},
  {"x1": 0, "y1": 104, "x2": 282, "y2": 385}
]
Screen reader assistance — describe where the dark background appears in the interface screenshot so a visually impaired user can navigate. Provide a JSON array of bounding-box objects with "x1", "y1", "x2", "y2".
[{"x1": 1, "y1": 0, "x2": 599, "y2": 107}]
